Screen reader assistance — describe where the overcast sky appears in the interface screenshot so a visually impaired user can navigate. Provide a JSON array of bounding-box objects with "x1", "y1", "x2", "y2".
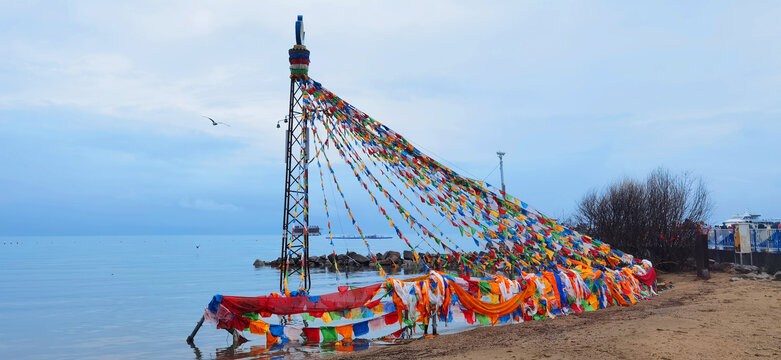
[{"x1": 1, "y1": 1, "x2": 779, "y2": 236}]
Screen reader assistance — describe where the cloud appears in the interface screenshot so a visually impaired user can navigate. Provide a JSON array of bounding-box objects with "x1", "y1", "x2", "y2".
[{"x1": 1, "y1": 1, "x2": 780, "y2": 234}]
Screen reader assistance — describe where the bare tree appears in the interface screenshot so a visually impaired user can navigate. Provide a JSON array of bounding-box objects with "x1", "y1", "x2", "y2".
[{"x1": 569, "y1": 167, "x2": 712, "y2": 268}]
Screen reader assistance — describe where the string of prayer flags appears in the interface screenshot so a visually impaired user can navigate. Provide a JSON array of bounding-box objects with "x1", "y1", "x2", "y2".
[{"x1": 205, "y1": 73, "x2": 658, "y2": 345}]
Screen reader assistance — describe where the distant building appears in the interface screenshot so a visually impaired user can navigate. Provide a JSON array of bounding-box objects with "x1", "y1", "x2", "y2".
[{"x1": 709, "y1": 211, "x2": 781, "y2": 257}]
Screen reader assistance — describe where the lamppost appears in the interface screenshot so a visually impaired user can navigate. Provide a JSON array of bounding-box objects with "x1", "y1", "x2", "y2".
[
  {"x1": 275, "y1": 116, "x2": 288, "y2": 128},
  {"x1": 497, "y1": 151, "x2": 506, "y2": 197}
]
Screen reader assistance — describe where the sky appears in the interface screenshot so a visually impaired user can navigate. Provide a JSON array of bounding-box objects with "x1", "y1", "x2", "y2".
[{"x1": 1, "y1": 1, "x2": 779, "y2": 236}]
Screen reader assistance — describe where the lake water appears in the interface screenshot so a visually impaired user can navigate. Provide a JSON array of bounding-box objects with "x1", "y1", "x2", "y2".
[{"x1": 0, "y1": 235, "x2": 473, "y2": 359}]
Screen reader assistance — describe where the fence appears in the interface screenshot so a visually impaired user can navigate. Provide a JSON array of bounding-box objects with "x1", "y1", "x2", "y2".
[{"x1": 708, "y1": 228, "x2": 781, "y2": 253}]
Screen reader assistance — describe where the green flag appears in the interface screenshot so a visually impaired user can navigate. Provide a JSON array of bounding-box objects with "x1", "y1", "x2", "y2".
[{"x1": 321, "y1": 326, "x2": 338, "y2": 343}]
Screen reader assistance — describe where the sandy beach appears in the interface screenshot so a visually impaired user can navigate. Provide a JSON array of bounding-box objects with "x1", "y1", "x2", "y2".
[{"x1": 339, "y1": 272, "x2": 781, "y2": 360}]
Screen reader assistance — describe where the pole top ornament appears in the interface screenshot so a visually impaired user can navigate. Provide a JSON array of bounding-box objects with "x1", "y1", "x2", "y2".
[
  {"x1": 289, "y1": 15, "x2": 310, "y2": 78},
  {"x1": 295, "y1": 15, "x2": 305, "y2": 46}
]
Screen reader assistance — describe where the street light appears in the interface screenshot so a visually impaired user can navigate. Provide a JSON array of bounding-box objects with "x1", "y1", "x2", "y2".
[
  {"x1": 497, "y1": 151, "x2": 506, "y2": 197},
  {"x1": 276, "y1": 116, "x2": 288, "y2": 128}
]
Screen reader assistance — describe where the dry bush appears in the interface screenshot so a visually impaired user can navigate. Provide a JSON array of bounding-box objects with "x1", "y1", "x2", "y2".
[{"x1": 568, "y1": 168, "x2": 711, "y2": 268}]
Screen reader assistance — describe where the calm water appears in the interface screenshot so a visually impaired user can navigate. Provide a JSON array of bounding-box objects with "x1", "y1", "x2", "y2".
[{"x1": 0, "y1": 235, "x2": 453, "y2": 360}]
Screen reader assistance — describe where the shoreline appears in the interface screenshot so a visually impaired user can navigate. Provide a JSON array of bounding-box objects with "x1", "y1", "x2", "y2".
[{"x1": 337, "y1": 271, "x2": 781, "y2": 359}]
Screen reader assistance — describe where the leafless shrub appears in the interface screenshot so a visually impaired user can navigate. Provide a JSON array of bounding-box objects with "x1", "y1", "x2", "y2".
[{"x1": 568, "y1": 167, "x2": 712, "y2": 267}]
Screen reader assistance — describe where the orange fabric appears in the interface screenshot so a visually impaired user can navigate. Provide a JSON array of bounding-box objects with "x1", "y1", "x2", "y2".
[
  {"x1": 587, "y1": 294, "x2": 599, "y2": 309},
  {"x1": 542, "y1": 272, "x2": 562, "y2": 306},
  {"x1": 564, "y1": 258, "x2": 586, "y2": 268},
  {"x1": 414, "y1": 281, "x2": 431, "y2": 317},
  {"x1": 449, "y1": 279, "x2": 536, "y2": 319},
  {"x1": 334, "y1": 343, "x2": 354, "y2": 352},
  {"x1": 400, "y1": 274, "x2": 431, "y2": 283},
  {"x1": 539, "y1": 277, "x2": 554, "y2": 314},
  {"x1": 391, "y1": 291, "x2": 406, "y2": 325},
  {"x1": 249, "y1": 320, "x2": 270, "y2": 335},
  {"x1": 489, "y1": 282, "x2": 500, "y2": 298},
  {"x1": 604, "y1": 276, "x2": 630, "y2": 306},
  {"x1": 266, "y1": 334, "x2": 278, "y2": 348},
  {"x1": 335, "y1": 324, "x2": 353, "y2": 339}
]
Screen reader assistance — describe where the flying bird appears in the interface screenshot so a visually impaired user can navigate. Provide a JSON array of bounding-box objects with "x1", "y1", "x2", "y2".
[{"x1": 202, "y1": 116, "x2": 231, "y2": 127}]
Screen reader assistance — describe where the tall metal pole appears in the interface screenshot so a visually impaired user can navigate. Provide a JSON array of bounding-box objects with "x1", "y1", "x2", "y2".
[
  {"x1": 280, "y1": 15, "x2": 311, "y2": 293},
  {"x1": 497, "y1": 151, "x2": 506, "y2": 197}
]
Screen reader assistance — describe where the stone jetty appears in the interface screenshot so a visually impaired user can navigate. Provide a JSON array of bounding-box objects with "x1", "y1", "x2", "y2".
[{"x1": 253, "y1": 250, "x2": 477, "y2": 273}]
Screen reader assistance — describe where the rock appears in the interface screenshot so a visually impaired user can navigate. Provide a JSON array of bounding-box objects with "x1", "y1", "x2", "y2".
[
  {"x1": 384, "y1": 250, "x2": 401, "y2": 263},
  {"x1": 308, "y1": 256, "x2": 320, "y2": 266},
  {"x1": 730, "y1": 277, "x2": 742, "y2": 282},
  {"x1": 258, "y1": 249, "x2": 496, "y2": 273},
  {"x1": 738, "y1": 272, "x2": 772, "y2": 281},
  {"x1": 403, "y1": 250, "x2": 416, "y2": 261},
  {"x1": 713, "y1": 262, "x2": 734, "y2": 272},
  {"x1": 774, "y1": 271, "x2": 781, "y2": 281},
  {"x1": 697, "y1": 268, "x2": 710, "y2": 280},
  {"x1": 734, "y1": 264, "x2": 760, "y2": 274},
  {"x1": 755, "y1": 273, "x2": 772, "y2": 281},
  {"x1": 347, "y1": 251, "x2": 370, "y2": 264}
]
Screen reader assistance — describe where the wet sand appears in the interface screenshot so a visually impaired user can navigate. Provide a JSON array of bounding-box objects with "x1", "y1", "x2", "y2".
[{"x1": 339, "y1": 272, "x2": 781, "y2": 359}]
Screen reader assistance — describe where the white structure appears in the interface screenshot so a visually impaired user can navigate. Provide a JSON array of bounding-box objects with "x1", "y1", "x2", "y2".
[{"x1": 722, "y1": 210, "x2": 780, "y2": 228}]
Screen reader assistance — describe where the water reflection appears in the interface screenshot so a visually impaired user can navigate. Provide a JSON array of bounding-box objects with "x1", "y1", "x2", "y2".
[{"x1": 190, "y1": 339, "x2": 377, "y2": 360}]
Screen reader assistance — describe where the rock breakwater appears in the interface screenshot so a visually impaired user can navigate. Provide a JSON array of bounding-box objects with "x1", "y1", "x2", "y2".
[{"x1": 253, "y1": 250, "x2": 479, "y2": 273}]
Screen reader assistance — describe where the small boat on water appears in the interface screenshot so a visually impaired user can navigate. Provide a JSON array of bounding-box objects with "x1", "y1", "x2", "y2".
[
  {"x1": 330, "y1": 234, "x2": 392, "y2": 240},
  {"x1": 290, "y1": 225, "x2": 390, "y2": 239}
]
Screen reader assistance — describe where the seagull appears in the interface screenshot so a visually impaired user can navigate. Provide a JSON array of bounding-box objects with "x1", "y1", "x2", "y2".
[{"x1": 202, "y1": 116, "x2": 231, "y2": 127}]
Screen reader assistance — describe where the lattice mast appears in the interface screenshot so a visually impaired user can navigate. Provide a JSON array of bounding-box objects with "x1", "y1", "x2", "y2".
[{"x1": 280, "y1": 15, "x2": 311, "y2": 293}]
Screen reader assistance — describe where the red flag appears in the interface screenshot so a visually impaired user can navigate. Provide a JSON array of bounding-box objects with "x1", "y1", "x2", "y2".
[{"x1": 302, "y1": 328, "x2": 320, "y2": 343}]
